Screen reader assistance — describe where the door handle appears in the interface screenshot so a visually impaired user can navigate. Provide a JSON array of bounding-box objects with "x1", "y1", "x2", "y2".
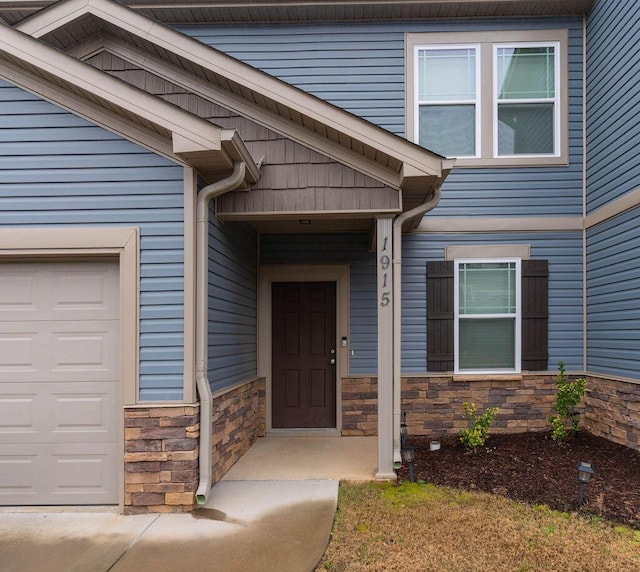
[{"x1": 330, "y1": 358, "x2": 336, "y2": 365}]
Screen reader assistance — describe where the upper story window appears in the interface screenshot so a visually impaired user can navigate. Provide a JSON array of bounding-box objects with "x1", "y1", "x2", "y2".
[
  {"x1": 417, "y1": 46, "x2": 480, "y2": 158},
  {"x1": 406, "y1": 30, "x2": 568, "y2": 167}
]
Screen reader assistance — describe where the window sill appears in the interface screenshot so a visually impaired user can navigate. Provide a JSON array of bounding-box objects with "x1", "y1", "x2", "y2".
[
  {"x1": 453, "y1": 374, "x2": 523, "y2": 383},
  {"x1": 452, "y1": 156, "x2": 567, "y2": 168}
]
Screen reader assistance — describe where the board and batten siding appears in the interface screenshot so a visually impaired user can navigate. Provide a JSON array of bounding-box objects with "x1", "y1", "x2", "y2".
[
  {"x1": 180, "y1": 17, "x2": 584, "y2": 218},
  {"x1": 207, "y1": 210, "x2": 258, "y2": 392},
  {"x1": 402, "y1": 232, "x2": 584, "y2": 373},
  {"x1": 259, "y1": 232, "x2": 377, "y2": 374},
  {"x1": 587, "y1": 206, "x2": 640, "y2": 380},
  {"x1": 586, "y1": 0, "x2": 640, "y2": 213},
  {"x1": 0, "y1": 80, "x2": 186, "y2": 401}
]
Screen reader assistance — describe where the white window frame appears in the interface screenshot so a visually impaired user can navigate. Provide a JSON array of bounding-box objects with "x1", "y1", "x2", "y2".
[
  {"x1": 413, "y1": 43, "x2": 481, "y2": 159},
  {"x1": 493, "y1": 41, "x2": 561, "y2": 158},
  {"x1": 454, "y1": 258, "x2": 522, "y2": 374},
  {"x1": 405, "y1": 29, "x2": 568, "y2": 168}
]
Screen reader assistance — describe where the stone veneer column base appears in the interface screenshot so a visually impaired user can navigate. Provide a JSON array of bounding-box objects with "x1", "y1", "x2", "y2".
[
  {"x1": 124, "y1": 405, "x2": 199, "y2": 514},
  {"x1": 583, "y1": 375, "x2": 640, "y2": 452},
  {"x1": 210, "y1": 377, "x2": 266, "y2": 485}
]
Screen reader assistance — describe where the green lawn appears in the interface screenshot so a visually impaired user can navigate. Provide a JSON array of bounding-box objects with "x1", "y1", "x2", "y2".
[{"x1": 316, "y1": 482, "x2": 640, "y2": 572}]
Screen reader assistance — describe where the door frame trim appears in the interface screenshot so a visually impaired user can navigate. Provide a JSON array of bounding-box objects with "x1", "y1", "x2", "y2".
[{"x1": 258, "y1": 264, "x2": 350, "y2": 433}]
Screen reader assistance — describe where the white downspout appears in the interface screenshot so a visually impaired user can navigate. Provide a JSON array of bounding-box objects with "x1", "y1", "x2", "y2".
[
  {"x1": 391, "y1": 186, "x2": 442, "y2": 467},
  {"x1": 195, "y1": 162, "x2": 247, "y2": 505}
]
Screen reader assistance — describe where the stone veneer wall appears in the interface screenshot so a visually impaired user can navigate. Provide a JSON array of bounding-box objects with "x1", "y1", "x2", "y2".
[
  {"x1": 342, "y1": 377, "x2": 378, "y2": 435},
  {"x1": 583, "y1": 376, "x2": 640, "y2": 452},
  {"x1": 123, "y1": 377, "x2": 265, "y2": 514},
  {"x1": 342, "y1": 375, "x2": 559, "y2": 436},
  {"x1": 210, "y1": 377, "x2": 266, "y2": 484},
  {"x1": 124, "y1": 405, "x2": 199, "y2": 514}
]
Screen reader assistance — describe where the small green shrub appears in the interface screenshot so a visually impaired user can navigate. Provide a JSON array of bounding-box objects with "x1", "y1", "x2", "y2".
[
  {"x1": 458, "y1": 402, "x2": 499, "y2": 450},
  {"x1": 548, "y1": 361, "x2": 586, "y2": 441}
]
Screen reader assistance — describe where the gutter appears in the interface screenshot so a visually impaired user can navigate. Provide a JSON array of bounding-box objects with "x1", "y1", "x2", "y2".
[
  {"x1": 391, "y1": 186, "x2": 442, "y2": 467},
  {"x1": 195, "y1": 161, "x2": 247, "y2": 505}
]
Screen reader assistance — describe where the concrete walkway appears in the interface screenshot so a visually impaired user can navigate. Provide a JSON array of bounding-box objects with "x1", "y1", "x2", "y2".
[{"x1": 0, "y1": 437, "x2": 377, "y2": 572}]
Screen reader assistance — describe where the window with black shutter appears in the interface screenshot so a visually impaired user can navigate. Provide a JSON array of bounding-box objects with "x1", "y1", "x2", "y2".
[{"x1": 426, "y1": 258, "x2": 548, "y2": 373}]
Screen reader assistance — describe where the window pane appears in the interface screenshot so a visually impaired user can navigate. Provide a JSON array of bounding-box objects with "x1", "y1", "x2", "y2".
[
  {"x1": 459, "y1": 318, "x2": 515, "y2": 369},
  {"x1": 498, "y1": 103, "x2": 554, "y2": 155},
  {"x1": 419, "y1": 104, "x2": 475, "y2": 157},
  {"x1": 459, "y1": 262, "x2": 516, "y2": 315},
  {"x1": 418, "y1": 48, "x2": 476, "y2": 101},
  {"x1": 497, "y1": 47, "x2": 555, "y2": 100}
]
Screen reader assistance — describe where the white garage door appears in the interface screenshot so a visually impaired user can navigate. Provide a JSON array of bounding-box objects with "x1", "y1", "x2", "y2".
[{"x1": 0, "y1": 260, "x2": 120, "y2": 505}]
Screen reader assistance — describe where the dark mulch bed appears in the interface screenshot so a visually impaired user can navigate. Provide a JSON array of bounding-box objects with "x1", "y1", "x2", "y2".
[{"x1": 398, "y1": 431, "x2": 640, "y2": 529}]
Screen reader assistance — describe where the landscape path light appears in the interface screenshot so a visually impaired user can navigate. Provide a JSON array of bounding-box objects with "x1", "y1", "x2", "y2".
[
  {"x1": 402, "y1": 446, "x2": 415, "y2": 483},
  {"x1": 577, "y1": 461, "x2": 595, "y2": 507}
]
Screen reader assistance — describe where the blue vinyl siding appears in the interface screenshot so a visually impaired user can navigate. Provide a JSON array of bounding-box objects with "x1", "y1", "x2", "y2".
[
  {"x1": 181, "y1": 17, "x2": 584, "y2": 218},
  {"x1": 259, "y1": 233, "x2": 377, "y2": 374},
  {"x1": 260, "y1": 231, "x2": 582, "y2": 375},
  {"x1": 586, "y1": 0, "x2": 640, "y2": 212},
  {"x1": 587, "y1": 206, "x2": 640, "y2": 379},
  {"x1": 403, "y1": 232, "x2": 584, "y2": 373},
  {"x1": 0, "y1": 81, "x2": 185, "y2": 401},
  {"x1": 208, "y1": 211, "x2": 258, "y2": 391}
]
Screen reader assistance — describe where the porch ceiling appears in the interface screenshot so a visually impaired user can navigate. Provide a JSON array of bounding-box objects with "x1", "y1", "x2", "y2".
[{"x1": 0, "y1": 1, "x2": 595, "y2": 26}]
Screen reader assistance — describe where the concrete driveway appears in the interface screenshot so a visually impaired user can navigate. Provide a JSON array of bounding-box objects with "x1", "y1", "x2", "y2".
[{"x1": 0, "y1": 480, "x2": 338, "y2": 572}]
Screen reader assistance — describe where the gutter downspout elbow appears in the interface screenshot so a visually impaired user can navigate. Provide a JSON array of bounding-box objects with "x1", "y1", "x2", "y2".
[
  {"x1": 391, "y1": 186, "x2": 442, "y2": 468},
  {"x1": 195, "y1": 162, "x2": 247, "y2": 505}
]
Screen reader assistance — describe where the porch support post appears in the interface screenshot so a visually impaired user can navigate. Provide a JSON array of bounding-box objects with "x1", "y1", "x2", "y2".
[{"x1": 375, "y1": 215, "x2": 396, "y2": 479}]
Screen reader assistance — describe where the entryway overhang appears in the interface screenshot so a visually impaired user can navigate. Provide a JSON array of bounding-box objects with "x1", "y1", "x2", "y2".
[{"x1": 8, "y1": 0, "x2": 455, "y2": 483}]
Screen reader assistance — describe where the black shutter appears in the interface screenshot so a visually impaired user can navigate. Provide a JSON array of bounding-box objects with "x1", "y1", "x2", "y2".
[
  {"x1": 521, "y1": 259, "x2": 549, "y2": 371},
  {"x1": 426, "y1": 261, "x2": 454, "y2": 372}
]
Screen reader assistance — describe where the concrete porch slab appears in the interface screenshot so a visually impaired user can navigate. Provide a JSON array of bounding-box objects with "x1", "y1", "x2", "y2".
[{"x1": 221, "y1": 435, "x2": 378, "y2": 481}]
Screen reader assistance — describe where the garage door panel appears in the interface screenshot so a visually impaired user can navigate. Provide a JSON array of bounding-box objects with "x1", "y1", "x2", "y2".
[
  {"x1": 0, "y1": 326, "x2": 42, "y2": 378},
  {"x1": 50, "y1": 383, "x2": 119, "y2": 443},
  {"x1": 0, "y1": 444, "x2": 39, "y2": 500},
  {"x1": 0, "y1": 391, "x2": 40, "y2": 438},
  {"x1": 49, "y1": 264, "x2": 119, "y2": 320},
  {"x1": 0, "y1": 322, "x2": 118, "y2": 383},
  {"x1": 0, "y1": 443, "x2": 119, "y2": 505},
  {"x1": 0, "y1": 260, "x2": 120, "y2": 505},
  {"x1": 0, "y1": 269, "x2": 40, "y2": 318},
  {"x1": 49, "y1": 443, "x2": 119, "y2": 503},
  {"x1": 50, "y1": 321, "x2": 118, "y2": 379}
]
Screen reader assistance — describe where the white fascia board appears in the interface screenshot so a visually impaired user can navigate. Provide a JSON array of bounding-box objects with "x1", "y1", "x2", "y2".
[
  {"x1": 2, "y1": 21, "x2": 222, "y2": 153},
  {"x1": 17, "y1": 0, "x2": 444, "y2": 179},
  {"x1": 221, "y1": 129, "x2": 261, "y2": 184}
]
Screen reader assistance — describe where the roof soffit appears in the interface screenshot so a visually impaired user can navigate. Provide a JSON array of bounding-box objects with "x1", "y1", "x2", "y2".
[
  {"x1": 0, "y1": 1, "x2": 595, "y2": 27},
  {"x1": 16, "y1": 0, "x2": 448, "y2": 192}
]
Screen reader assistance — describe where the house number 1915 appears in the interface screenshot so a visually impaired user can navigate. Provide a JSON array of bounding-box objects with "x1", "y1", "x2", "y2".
[{"x1": 380, "y1": 235, "x2": 390, "y2": 307}]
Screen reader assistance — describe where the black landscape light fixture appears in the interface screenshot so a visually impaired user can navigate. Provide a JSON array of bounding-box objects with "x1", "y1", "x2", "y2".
[
  {"x1": 402, "y1": 446, "x2": 415, "y2": 483},
  {"x1": 577, "y1": 461, "x2": 595, "y2": 507},
  {"x1": 400, "y1": 420, "x2": 407, "y2": 449}
]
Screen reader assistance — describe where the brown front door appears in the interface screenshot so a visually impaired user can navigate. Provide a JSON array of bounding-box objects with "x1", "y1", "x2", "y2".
[{"x1": 272, "y1": 281, "x2": 337, "y2": 428}]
